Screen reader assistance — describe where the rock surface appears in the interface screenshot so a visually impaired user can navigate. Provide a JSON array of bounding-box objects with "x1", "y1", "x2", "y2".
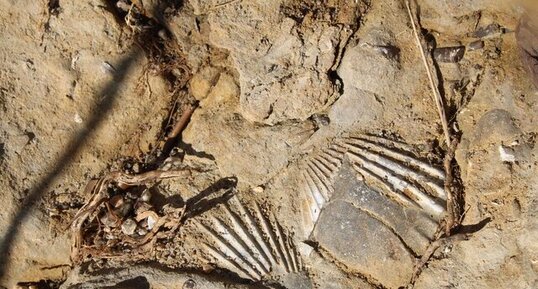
[{"x1": 0, "y1": 0, "x2": 537, "y2": 288}]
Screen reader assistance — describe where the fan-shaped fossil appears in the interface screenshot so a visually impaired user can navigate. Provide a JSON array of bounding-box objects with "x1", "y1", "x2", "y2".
[
  {"x1": 192, "y1": 196, "x2": 308, "y2": 286},
  {"x1": 298, "y1": 134, "x2": 446, "y2": 238},
  {"x1": 185, "y1": 133, "x2": 446, "y2": 288}
]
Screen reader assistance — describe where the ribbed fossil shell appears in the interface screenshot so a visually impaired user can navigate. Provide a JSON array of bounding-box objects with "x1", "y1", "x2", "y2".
[
  {"x1": 193, "y1": 196, "x2": 304, "y2": 282},
  {"x1": 299, "y1": 134, "x2": 446, "y2": 238},
  {"x1": 186, "y1": 133, "x2": 446, "y2": 288}
]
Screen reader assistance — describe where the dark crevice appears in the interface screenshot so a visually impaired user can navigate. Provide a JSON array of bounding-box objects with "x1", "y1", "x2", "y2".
[
  {"x1": 103, "y1": 276, "x2": 149, "y2": 289},
  {"x1": 345, "y1": 200, "x2": 420, "y2": 259},
  {"x1": 328, "y1": 69, "x2": 344, "y2": 97},
  {"x1": 74, "y1": 262, "x2": 269, "y2": 288},
  {"x1": 100, "y1": 0, "x2": 129, "y2": 26},
  {"x1": 48, "y1": 0, "x2": 61, "y2": 16},
  {"x1": 15, "y1": 279, "x2": 62, "y2": 289},
  {"x1": 176, "y1": 141, "x2": 215, "y2": 160},
  {"x1": 313, "y1": 245, "x2": 389, "y2": 289}
]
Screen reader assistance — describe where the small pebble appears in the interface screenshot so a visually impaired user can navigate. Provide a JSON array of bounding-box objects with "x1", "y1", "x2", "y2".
[
  {"x1": 158, "y1": 29, "x2": 169, "y2": 40},
  {"x1": 172, "y1": 68, "x2": 183, "y2": 79},
  {"x1": 109, "y1": 195, "x2": 124, "y2": 208},
  {"x1": 147, "y1": 215, "x2": 157, "y2": 230},
  {"x1": 100, "y1": 213, "x2": 118, "y2": 228},
  {"x1": 121, "y1": 218, "x2": 137, "y2": 235},
  {"x1": 312, "y1": 113, "x2": 330, "y2": 127},
  {"x1": 116, "y1": 201, "x2": 133, "y2": 217},
  {"x1": 74, "y1": 113, "x2": 83, "y2": 124},
  {"x1": 183, "y1": 279, "x2": 196, "y2": 289},
  {"x1": 137, "y1": 227, "x2": 148, "y2": 236},
  {"x1": 132, "y1": 163, "x2": 141, "y2": 173},
  {"x1": 468, "y1": 40, "x2": 485, "y2": 51},
  {"x1": 252, "y1": 186, "x2": 264, "y2": 194},
  {"x1": 116, "y1": 0, "x2": 130, "y2": 12},
  {"x1": 474, "y1": 23, "x2": 503, "y2": 39},
  {"x1": 135, "y1": 201, "x2": 152, "y2": 215},
  {"x1": 140, "y1": 189, "x2": 152, "y2": 202},
  {"x1": 433, "y1": 46, "x2": 465, "y2": 63}
]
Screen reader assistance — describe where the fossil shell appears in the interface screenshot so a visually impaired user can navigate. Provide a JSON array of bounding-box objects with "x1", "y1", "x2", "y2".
[{"x1": 193, "y1": 196, "x2": 305, "y2": 284}]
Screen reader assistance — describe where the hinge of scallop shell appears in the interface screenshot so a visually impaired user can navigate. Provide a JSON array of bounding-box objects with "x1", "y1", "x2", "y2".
[{"x1": 194, "y1": 196, "x2": 303, "y2": 281}]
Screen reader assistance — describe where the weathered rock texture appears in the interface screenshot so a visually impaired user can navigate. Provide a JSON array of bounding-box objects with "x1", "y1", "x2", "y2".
[{"x1": 0, "y1": 0, "x2": 537, "y2": 288}]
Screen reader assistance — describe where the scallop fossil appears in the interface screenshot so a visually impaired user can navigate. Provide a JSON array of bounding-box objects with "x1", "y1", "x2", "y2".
[
  {"x1": 299, "y1": 134, "x2": 446, "y2": 238},
  {"x1": 185, "y1": 133, "x2": 446, "y2": 288},
  {"x1": 192, "y1": 196, "x2": 307, "y2": 285},
  {"x1": 292, "y1": 134, "x2": 445, "y2": 286}
]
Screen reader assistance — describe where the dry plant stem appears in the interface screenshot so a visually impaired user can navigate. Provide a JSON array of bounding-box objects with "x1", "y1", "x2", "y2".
[
  {"x1": 408, "y1": 233, "x2": 469, "y2": 286},
  {"x1": 405, "y1": 0, "x2": 451, "y2": 147},
  {"x1": 443, "y1": 139, "x2": 460, "y2": 234},
  {"x1": 167, "y1": 103, "x2": 197, "y2": 139},
  {"x1": 210, "y1": 0, "x2": 242, "y2": 11},
  {"x1": 405, "y1": 0, "x2": 459, "y2": 235}
]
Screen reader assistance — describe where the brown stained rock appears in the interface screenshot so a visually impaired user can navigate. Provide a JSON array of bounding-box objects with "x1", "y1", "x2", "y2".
[
  {"x1": 189, "y1": 66, "x2": 221, "y2": 101},
  {"x1": 516, "y1": 14, "x2": 538, "y2": 88}
]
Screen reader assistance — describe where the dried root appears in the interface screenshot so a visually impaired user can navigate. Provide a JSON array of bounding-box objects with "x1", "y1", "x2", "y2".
[
  {"x1": 405, "y1": 0, "x2": 464, "y2": 235},
  {"x1": 70, "y1": 169, "x2": 190, "y2": 263}
]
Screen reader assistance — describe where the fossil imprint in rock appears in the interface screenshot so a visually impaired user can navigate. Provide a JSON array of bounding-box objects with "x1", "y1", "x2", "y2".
[
  {"x1": 299, "y1": 134, "x2": 446, "y2": 237},
  {"x1": 192, "y1": 133, "x2": 447, "y2": 288},
  {"x1": 193, "y1": 197, "x2": 304, "y2": 282}
]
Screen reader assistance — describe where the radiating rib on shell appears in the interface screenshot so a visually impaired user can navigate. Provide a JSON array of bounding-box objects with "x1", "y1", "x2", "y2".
[
  {"x1": 195, "y1": 197, "x2": 302, "y2": 281},
  {"x1": 348, "y1": 136, "x2": 446, "y2": 184},
  {"x1": 337, "y1": 139, "x2": 445, "y2": 211},
  {"x1": 299, "y1": 134, "x2": 447, "y2": 232},
  {"x1": 299, "y1": 145, "x2": 345, "y2": 232}
]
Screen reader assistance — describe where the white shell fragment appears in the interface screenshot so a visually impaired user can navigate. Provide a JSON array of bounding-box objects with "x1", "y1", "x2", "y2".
[
  {"x1": 121, "y1": 218, "x2": 137, "y2": 235},
  {"x1": 499, "y1": 145, "x2": 516, "y2": 163},
  {"x1": 140, "y1": 190, "x2": 152, "y2": 202},
  {"x1": 101, "y1": 61, "x2": 116, "y2": 74},
  {"x1": 147, "y1": 215, "x2": 157, "y2": 230},
  {"x1": 74, "y1": 113, "x2": 83, "y2": 124}
]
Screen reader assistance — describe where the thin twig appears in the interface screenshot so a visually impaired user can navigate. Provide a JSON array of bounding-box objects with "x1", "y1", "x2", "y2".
[
  {"x1": 167, "y1": 103, "x2": 197, "y2": 139},
  {"x1": 409, "y1": 233, "x2": 469, "y2": 285},
  {"x1": 405, "y1": 0, "x2": 451, "y2": 147},
  {"x1": 210, "y1": 0, "x2": 242, "y2": 11},
  {"x1": 405, "y1": 0, "x2": 461, "y2": 236},
  {"x1": 443, "y1": 138, "x2": 460, "y2": 233}
]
